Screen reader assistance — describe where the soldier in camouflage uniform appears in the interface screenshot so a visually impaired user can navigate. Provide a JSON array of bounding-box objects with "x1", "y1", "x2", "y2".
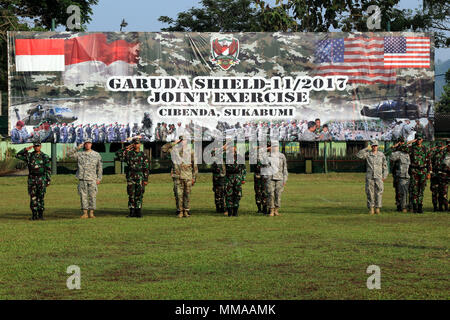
[
  {"x1": 224, "y1": 144, "x2": 246, "y2": 217},
  {"x1": 211, "y1": 148, "x2": 226, "y2": 214},
  {"x1": 67, "y1": 138, "x2": 103, "y2": 219},
  {"x1": 403, "y1": 133, "x2": 431, "y2": 213},
  {"x1": 116, "y1": 137, "x2": 150, "y2": 218},
  {"x1": 253, "y1": 145, "x2": 269, "y2": 214},
  {"x1": 16, "y1": 141, "x2": 51, "y2": 220},
  {"x1": 440, "y1": 146, "x2": 450, "y2": 211},
  {"x1": 356, "y1": 140, "x2": 388, "y2": 215},
  {"x1": 266, "y1": 142, "x2": 288, "y2": 217},
  {"x1": 430, "y1": 141, "x2": 448, "y2": 211},
  {"x1": 162, "y1": 136, "x2": 198, "y2": 218},
  {"x1": 390, "y1": 139, "x2": 410, "y2": 213}
]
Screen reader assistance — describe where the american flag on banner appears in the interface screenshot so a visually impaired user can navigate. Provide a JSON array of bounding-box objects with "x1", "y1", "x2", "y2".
[{"x1": 314, "y1": 36, "x2": 430, "y2": 85}]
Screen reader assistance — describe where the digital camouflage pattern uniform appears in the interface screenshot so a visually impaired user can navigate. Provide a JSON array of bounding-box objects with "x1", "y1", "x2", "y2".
[
  {"x1": 212, "y1": 158, "x2": 226, "y2": 213},
  {"x1": 430, "y1": 143, "x2": 448, "y2": 211},
  {"x1": 356, "y1": 146, "x2": 388, "y2": 210},
  {"x1": 390, "y1": 150, "x2": 410, "y2": 211},
  {"x1": 266, "y1": 151, "x2": 288, "y2": 215},
  {"x1": 224, "y1": 150, "x2": 246, "y2": 216},
  {"x1": 16, "y1": 147, "x2": 51, "y2": 220},
  {"x1": 162, "y1": 141, "x2": 198, "y2": 217},
  {"x1": 404, "y1": 140, "x2": 431, "y2": 212},
  {"x1": 116, "y1": 147, "x2": 150, "y2": 211},
  {"x1": 68, "y1": 147, "x2": 103, "y2": 210}
]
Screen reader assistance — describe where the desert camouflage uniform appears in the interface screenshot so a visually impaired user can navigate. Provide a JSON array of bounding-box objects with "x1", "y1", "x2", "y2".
[
  {"x1": 16, "y1": 148, "x2": 51, "y2": 218},
  {"x1": 162, "y1": 142, "x2": 198, "y2": 215},
  {"x1": 430, "y1": 146, "x2": 448, "y2": 211},
  {"x1": 116, "y1": 147, "x2": 150, "y2": 209},
  {"x1": 404, "y1": 143, "x2": 431, "y2": 211},
  {"x1": 390, "y1": 150, "x2": 410, "y2": 210},
  {"x1": 356, "y1": 148, "x2": 388, "y2": 209},
  {"x1": 68, "y1": 148, "x2": 103, "y2": 210},
  {"x1": 266, "y1": 151, "x2": 288, "y2": 209},
  {"x1": 224, "y1": 151, "x2": 246, "y2": 214}
]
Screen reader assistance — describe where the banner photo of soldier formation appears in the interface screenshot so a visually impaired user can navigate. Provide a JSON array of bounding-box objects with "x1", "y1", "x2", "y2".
[{"x1": 8, "y1": 31, "x2": 434, "y2": 144}]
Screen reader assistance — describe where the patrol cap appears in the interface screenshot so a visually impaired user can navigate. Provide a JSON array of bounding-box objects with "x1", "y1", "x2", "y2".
[
  {"x1": 370, "y1": 140, "x2": 379, "y2": 146},
  {"x1": 84, "y1": 138, "x2": 92, "y2": 144},
  {"x1": 415, "y1": 132, "x2": 424, "y2": 140},
  {"x1": 33, "y1": 141, "x2": 41, "y2": 146},
  {"x1": 271, "y1": 141, "x2": 279, "y2": 148}
]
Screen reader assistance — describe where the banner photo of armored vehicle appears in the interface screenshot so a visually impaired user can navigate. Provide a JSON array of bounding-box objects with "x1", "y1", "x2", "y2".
[{"x1": 7, "y1": 32, "x2": 434, "y2": 144}]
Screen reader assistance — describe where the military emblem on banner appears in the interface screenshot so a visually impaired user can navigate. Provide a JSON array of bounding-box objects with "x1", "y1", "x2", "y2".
[{"x1": 210, "y1": 36, "x2": 240, "y2": 71}]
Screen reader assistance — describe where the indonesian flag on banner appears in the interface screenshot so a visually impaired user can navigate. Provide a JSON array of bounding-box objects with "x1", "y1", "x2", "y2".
[
  {"x1": 15, "y1": 39, "x2": 65, "y2": 71},
  {"x1": 63, "y1": 33, "x2": 139, "y2": 85}
]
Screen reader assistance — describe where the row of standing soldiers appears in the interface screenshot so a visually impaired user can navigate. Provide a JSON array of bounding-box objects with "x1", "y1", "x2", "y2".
[{"x1": 390, "y1": 133, "x2": 449, "y2": 213}]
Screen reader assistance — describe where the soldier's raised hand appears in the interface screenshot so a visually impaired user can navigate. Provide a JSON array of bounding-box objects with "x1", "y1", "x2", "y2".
[{"x1": 25, "y1": 146, "x2": 33, "y2": 151}]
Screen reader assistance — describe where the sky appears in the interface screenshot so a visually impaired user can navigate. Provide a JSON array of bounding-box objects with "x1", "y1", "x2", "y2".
[{"x1": 69, "y1": 0, "x2": 448, "y2": 62}]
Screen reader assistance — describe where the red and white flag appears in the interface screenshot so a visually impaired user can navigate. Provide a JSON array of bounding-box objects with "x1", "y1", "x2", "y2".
[
  {"x1": 63, "y1": 33, "x2": 139, "y2": 85},
  {"x1": 15, "y1": 39, "x2": 65, "y2": 71}
]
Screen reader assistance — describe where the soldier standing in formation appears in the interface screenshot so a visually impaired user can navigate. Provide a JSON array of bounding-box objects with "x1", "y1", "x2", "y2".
[
  {"x1": 16, "y1": 141, "x2": 51, "y2": 220},
  {"x1": 253, "y1": 145, "x2": 269, "y2": 214},
  {"x1": 162, "y1": 136, "x2": 198, "y2": 218},
  {"x1": 266, "y1": 142, "x2": 288, "y2": 216},
  {"x1": 212, "y1": 148, "x2": 226, "y2": 214},
  {"x1": 390, "y1": 138, "x2": 410, "y2": 213},
  {"x1": 116, "y1": 137, "x2": 150, "y2": 218},
  {"x1": 224, "y1": 143, "x2": 246, "y2": 217},
  {"x1": 356, "y1": 140, "x2": 388, "y2": 215},
  {"x1": 403, "y1": 133, "x2": 431, "y2": 213},
  {"x1": 430, "y1": 140, "x2": 448, "y2": 211},
  {"x1": 67, "y1": 138, "x2": 103, "y2": 219}
]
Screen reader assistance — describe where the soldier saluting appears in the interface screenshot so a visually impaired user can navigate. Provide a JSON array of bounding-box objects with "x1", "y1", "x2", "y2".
[
  {"x1": 162, "y1": 136, "x2": 198, "y2": 218},
  {"x1": 116, "y1": 137, "x2": 150, "y2": 218},
  {"x1": 356, "y1": 140, "x2": 388, "y2": 215},
  {"x1": 67, "y1": 138, "x2": 103, "y2": 219},
  {"x1": 16, "y1": 141, "x2": 51, "y2": 220}
]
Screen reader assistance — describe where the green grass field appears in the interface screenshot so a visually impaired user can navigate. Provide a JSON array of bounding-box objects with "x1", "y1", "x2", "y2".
[{"x1": 0, "y1": 173, "x2": 448, "y2": 300}]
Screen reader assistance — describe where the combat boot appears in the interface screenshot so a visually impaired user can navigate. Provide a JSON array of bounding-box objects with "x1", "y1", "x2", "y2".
[
  {"x1": 81, "y1": 209, "x2": 89, "y2": 219},
  {"x1": 127, "y1": 208, "x2": 135, "y2": 218},
  {"x1": 445, "y1": 203, "x2": 449, "y2": 212},
  {"x1": 274, "y1": 207, "x2": 281, "y2": 216},
  {"x1": 433, "y1": 203, "x2": 438, "y2": 212},
  {"x1": 412, "y1": 204, "x2": 417, "y2": 213},
  {"x1": 262, "y1": 205, "x2": 268, "y2": 215},
  {"x1": 233, "y1": 207, "x2": 238, "y2": 217},
  {"x1": 269, "y1": 208, "x2": 275, "y2": 216},
  {"x1": 256, "y1": 203, "x2": 262, "y2": 213},
  {"x1": 396, "y1": 205, "x2": 401, "y2": 212},
  {"x1": 183, "y1": 209, "x2": 190, "y2": 217},
  {"x1": 402, "y1": 208, "x2": 408, "y2": 213},
  {"x1": 89, "y1": 210, "x2": 95, "y2": 219},
  {"x1": 177, "y1": 210, "x2": 183, "y2": 218},
  {"x1": 417, "y1": 204, "x2": 423, "y2": 214},
  {"x1": 438, "y1": 203, "x2": 444, "y2": 212},
  {"x1": 135, "y1": 208, "x2": 142, "y2": 218},
  {"x1": 37, "y1": 210, "x2": 44, "y2": 220},
  {"x1": 223, "y1": 209, "x2": 228, "y2": 216},
  {"x1": 375, "y1": 208, "x2": 380, "y2": 215},
  {"x1": 29, "y1": 211, "x2": 37, "y2": 221},
  {"x1": 369, "y1": 207, "x2": 374, "y2": 215},
  {"x1": 227, "y1": 207, "x2": 233, "y2": 217}
]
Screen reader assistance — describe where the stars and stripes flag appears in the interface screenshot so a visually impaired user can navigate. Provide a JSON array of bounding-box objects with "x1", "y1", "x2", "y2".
[{"x1": 315, "y1": 36, "x2": 430, "y2": 85}]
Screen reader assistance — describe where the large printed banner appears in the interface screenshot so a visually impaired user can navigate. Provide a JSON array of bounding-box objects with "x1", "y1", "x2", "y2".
[{"x1": 8, "y1": 32, "x2": 434, "y2": 144}]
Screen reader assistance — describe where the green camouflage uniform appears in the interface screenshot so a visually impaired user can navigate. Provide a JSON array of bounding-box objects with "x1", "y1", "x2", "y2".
[
  {"x1": 16, "y1": 148, "x2": 51, "y2": 218},
  {"x1": 253, "y1": 157, "x2": 269, "y2": 213},
  {"x1": 212, "y1": 160, "x2": 226, "y2": 213},
  {"x1": 356, "y1": 148, "x2": 388, "y2": 209},
  {"x1": 68, "y1": 148, "x2": 103, "y2": 210},
  {"x1": 224, "y1": 151, "x2": 246, "y2": 215},
  {"x1": 430, "y1": 145, "x2": 448, "y2": 211},
  {"x1": 405, "y1": 142, "x2": 431, "y2": 211},
  {"x1": 116, "y1": 148, "x2": 150, "y2": 209},
  {"x1": 162, "y1": 142, "x2": 198, "y2": 214}
]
